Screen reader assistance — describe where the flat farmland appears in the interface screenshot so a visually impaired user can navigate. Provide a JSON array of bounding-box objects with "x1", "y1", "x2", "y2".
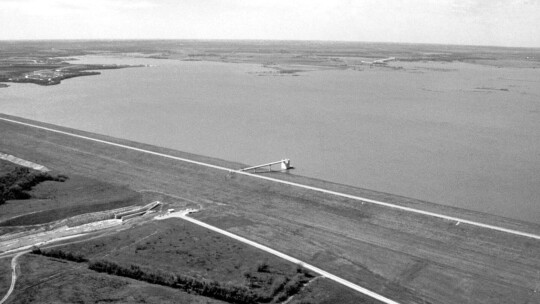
[
  {"x1": 0, "y1": 173, "x2": 142, "y2": 227},
  {"x1": 1, "y1": 114, "x2": 539, "y2": 304},
  {"x1": 0, "y1": 258, "x2": 11, "y2": 293},
  {"x1": 10, "y1": 254, "x2": 230, "y2": 304},
  {"x1": 35, "y1": 218, "x2": 366, "y2": 304}
]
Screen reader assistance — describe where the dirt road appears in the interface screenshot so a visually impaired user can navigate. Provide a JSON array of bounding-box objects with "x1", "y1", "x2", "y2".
[
  {"x1": 159, "y1": 210, "x2": 400, "y2": 304},
  {"x1": 0, "y1": 252, "x2": 24, "y2": 304}
]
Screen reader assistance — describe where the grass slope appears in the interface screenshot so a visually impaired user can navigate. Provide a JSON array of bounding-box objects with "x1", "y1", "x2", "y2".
[
  {"x1": 11, "y1": 254, "x2": 228, "y2": 304},
  {"x1": 45, "y1": 220, "x2": 313, "y2": 301},
  {"x1": 0, "y1": 166, "x2": 142, "y2": 227},
  {"x1": 33, "y1": 219, "x2": 373, "y2": 303},
  {"x1": 0, "y1": 258, "x2": 12, "y2": 294},
  {"x1": 1, "y1": 115, "x2": 539, "y2": 304},
  {"x1": 0, "y1": 159, "x2": 66, "y2": 204}
]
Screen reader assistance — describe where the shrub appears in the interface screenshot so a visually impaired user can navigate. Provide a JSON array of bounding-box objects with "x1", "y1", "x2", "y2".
[
  {"x1": 0, "y1": 167, "x2": 67, "y2": 202},
  {"x1": 31, "y1": 246, "x2": 41, "y2": 254},
  {"x1": 256, "y1": 260, "x2": 270, "y2": 273},
  {"x1": 33, "y1": 248, "x2": 88, "y2": 263},
  {"x1": 295, "y1": 263, "x2": 314, "y2": 277},
  {"x1": 56, "y1": 174, "x2": 69, "y2": 182},
  {"x1": 0, "y1": 185, "x2": 5, "y2": 205},
  {"x1": 283, "y1": 275, "x2": 305, "y2": 297},
  {"x1": 270, "y1": 276, "x2": 287, "y2": 296},
  {"x1": 89, "y1": 259, "x2": 259, "y2": 304}
]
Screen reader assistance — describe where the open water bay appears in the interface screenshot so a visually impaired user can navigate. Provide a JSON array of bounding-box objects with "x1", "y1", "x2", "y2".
[{"x1": 1, "y1": 55, "x2": 539, "y2": 223}]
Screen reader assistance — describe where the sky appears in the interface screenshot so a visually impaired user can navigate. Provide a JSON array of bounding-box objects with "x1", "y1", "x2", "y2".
[{"x1": 0, "y1": 0, "x2": 539, "y2": 47}]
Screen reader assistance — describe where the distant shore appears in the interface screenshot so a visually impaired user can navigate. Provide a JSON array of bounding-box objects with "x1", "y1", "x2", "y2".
[
  {"x1": 0, "y1": 63, "x2": 142, "y2": 87},
  {"x1": 2, "y1": 40, "x2": 538, "y2": 88}
]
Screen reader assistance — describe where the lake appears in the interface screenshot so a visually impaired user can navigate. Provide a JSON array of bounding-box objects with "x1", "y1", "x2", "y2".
[{"x1": 1, "y1": 55, "x2": 539, "y2": 223}]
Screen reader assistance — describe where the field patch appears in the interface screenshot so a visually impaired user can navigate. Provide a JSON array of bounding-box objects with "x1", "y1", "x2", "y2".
[
  {"x1": 10, "y1": 254, "x2": 227, "y2": 304},
  {"x1": 0, "y1": 162, "x2": 142, "y2": 227},
  {"x1": 29, "y1": 217, "x2": 380, "y2": 303},
  {"x1": 289, "y1": 277, "x2": 378, "y2": 304},
  {"x1": 0, "y1": 159, "x2": 65, "y2": 205},
  {"x1": 0, "y1": 257, "x2": 12, "y2": 293},
  {"x1": 46, "y1": 219, "x2": 318, "y2": 302}
]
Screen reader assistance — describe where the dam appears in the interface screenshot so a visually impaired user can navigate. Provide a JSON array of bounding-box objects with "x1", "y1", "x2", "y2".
[{"x1": 1, "y1": 114, "x2": 539, "y2": 304}]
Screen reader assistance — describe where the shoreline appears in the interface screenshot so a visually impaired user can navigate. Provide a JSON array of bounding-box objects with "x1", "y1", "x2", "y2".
[
  {"x1": 1, "y1": 113, "x2": 539, "y2": 304},
  {"x1": 1, "y1": 113, "x2": 538, "y2": 233},
  {"x1": 3, "y1": 53, "x2": 538, "y2": 224}
]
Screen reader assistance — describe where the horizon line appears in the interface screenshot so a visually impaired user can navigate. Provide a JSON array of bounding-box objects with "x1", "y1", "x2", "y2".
[{"x1": 1, "y1": 38, "x2": 539, "y2": 50}]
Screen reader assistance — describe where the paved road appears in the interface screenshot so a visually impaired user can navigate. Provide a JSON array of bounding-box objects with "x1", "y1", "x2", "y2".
[
  {"x1": 160, "y1": 211, "x2": 400, "y2": 304},
  {"x1": 1, "y1": 116, "x2": 539, "y2": 241},
  {"x1": 0, "y1": 252, "x2": 25, "y2": 304}
]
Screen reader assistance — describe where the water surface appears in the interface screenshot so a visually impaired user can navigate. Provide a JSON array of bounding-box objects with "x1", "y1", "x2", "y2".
[{"x1": 1, "y1": 55, "x2": 539, "y2": 223}]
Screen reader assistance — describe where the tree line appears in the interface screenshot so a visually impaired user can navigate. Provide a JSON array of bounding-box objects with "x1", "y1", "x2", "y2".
[
  {"x1": 0, "y1": 165, "x2": 67, "y2": 204},
  {"x1": 29, "y1": 248, "x2": 313, "y2": 303},
  {"x1": 89, "y1": 259, "x2": 260, "y2": 304},
  {"x1": 31, "y1": 247, "x2": 87, "y2": 263}
]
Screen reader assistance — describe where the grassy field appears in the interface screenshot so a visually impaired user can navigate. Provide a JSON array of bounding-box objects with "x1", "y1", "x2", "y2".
[
  {"x1": 1, "y1": 115, "x2": 539, "y2": 304},
  {"x1": 290, "y1": 278, "x2": 377, "y2": 304},
  {"x1": 0, "y1": 159, "x2": 64, "y2": 203},
  {"x1": 0, "y1": 158, "x2": 20, "y2": 173},
  {"x1": 0, "y1": 161, "x2": 143, "y2": 228},
  {"x1": 54, "y1": 219, "x2": 305, "y2": 285},
  {"x1": 10, "y1": 254, "x2": 229, "y2": 304},
  {"x1": 0, "y1": 121, "x2": 373, "y2": 303},
  {"x1": 0, "y1": 258, "x2": 11, "y2": 294},
  {"x1": 22, "y1": 219, "x2": 367, "y2": 304}
]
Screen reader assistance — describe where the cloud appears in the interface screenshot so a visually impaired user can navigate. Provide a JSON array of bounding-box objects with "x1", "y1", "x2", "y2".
[
  {"x1": 0, "y1": 0, "x2": 538, "y2": 47},
  {"x1": 83, "y1": 0, "x2": 159, "y2": 10},
  {"x1": 0, "y1": 0, "x2": 158, "y2": 17},
  {"x1": 450, "y1": 0, "x2": 540, "y2": 15}
]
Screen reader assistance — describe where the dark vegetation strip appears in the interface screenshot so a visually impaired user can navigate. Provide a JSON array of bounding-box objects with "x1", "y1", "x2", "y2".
[
  {"x1": 248, "y1": 261, "x2": 314, "y2": 302},
  {"x1": 0, "y1": 163, "x2": 67, "y2": 205},
  {"x1": 0, "y1": 159, "x2": 142, "y2": 226},
  {"x1": 31, "y1": 247, "x2": 88, "y2": 263},
  {"x1": 88, "y1": 259, "x2": 313, "y2": 303},
  {"x1": 30, "y1": 246, "x2": 314, "y2": 304},
  {"x1": 88, "y1": 259, "x2": 259, "y2": 304}
]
